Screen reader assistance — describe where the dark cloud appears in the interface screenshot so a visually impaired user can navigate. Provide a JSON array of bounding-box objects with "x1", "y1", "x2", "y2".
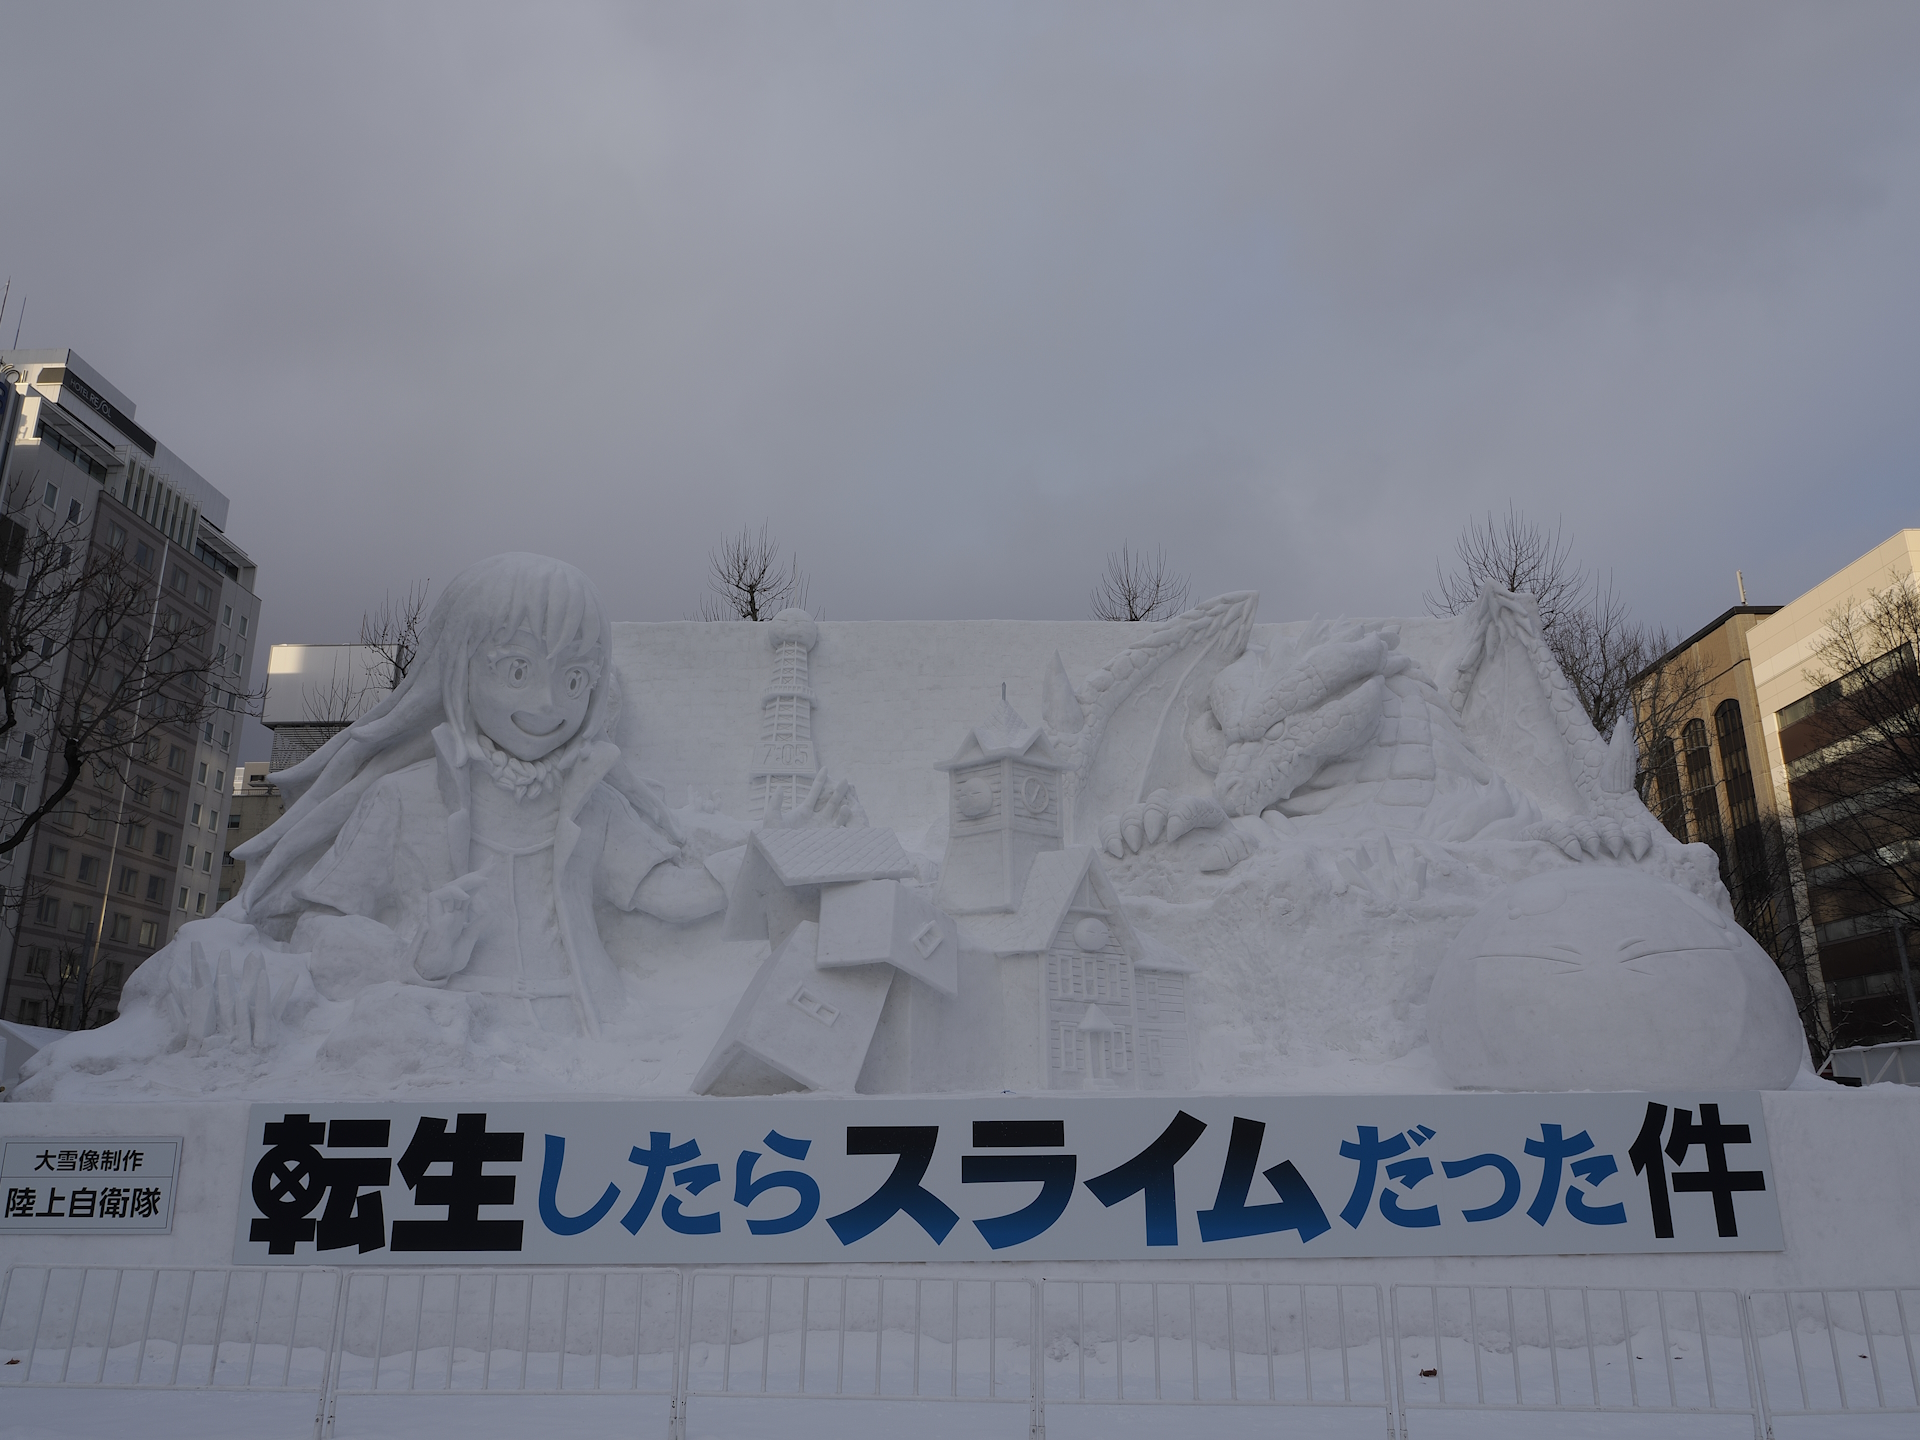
[{"x1": 4, "y1": 1, "x2": 1916, "y2": 742}]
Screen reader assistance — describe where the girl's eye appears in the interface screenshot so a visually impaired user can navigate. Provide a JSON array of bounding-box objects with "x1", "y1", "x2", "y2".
[
  {"x1": 563, "y1": 668, "x2": 590, "y2": 697},
  {"x1": 499, "y1": 657, "x2": 531, "y2": 686}
]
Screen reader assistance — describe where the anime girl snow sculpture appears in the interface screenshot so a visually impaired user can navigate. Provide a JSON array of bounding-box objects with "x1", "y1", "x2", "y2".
[{"x1": 235, "y1": 553, "x2": 726, "y2": 1038}]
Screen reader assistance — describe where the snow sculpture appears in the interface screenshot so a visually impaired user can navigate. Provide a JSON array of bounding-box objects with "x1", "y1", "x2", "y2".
[
  {"x1": 13, "y1": 561, "x2": 1809, "y2": 1102},
  {"x1": 227, "y1": 553, "x2": 727, "y2": 1040},
  {"x1": 751, "y1": 608, "x2": 820, "y2": 820},
  {"x1": 696, "y1": 826, "x2": 956, "y2": 1094},
  {"x1": 959, "y1": 846, "x2": 1195, "y2": 1091},
  {"x1": 934, "y1": 694, "x2": 1071, "y2": 915},
  {"x1": 1428, "y1": 867, "x2": 1806, "y2": 1091}
]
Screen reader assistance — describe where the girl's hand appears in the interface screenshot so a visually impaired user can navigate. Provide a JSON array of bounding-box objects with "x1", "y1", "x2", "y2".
[{"x1": 414, "y1": 871, "x2": 489, "y2": 980}]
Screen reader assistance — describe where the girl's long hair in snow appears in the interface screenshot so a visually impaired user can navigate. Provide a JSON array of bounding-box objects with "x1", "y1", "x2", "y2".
[{"x1": 235, "y1": 552, "x2": 681, "y2": 926}]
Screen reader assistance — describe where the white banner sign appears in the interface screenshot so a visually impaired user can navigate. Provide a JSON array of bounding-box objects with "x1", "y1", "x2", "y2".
[
  {"x1": 235, "y1": 1093, "x2": 1781, "y2": 1264},
  {"x1": 3, "y1": 1137, "x2": 181, "y2": 1234}
]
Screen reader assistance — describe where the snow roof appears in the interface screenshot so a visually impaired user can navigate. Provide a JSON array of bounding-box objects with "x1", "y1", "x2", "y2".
[
  {"x1": 960, "y1": 847, "x2": 1106, "y2": 955},
  {"x1": 750, "y1": 826, "x2": 914, "y2": 887},
  {"x1": 959, "y1": 846, "x2": 1198, "y2": 973},
  {"x1": 936, "y1": 696, "x2": 1067, "y2": 772}
]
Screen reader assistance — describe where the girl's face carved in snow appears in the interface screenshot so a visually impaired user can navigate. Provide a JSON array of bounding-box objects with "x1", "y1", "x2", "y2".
[{"x1": 467, "y1": 626, "x2": 600, "y2": 761}]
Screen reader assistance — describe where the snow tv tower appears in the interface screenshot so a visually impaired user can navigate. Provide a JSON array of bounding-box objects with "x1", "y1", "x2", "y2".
[{"x1": 751, "y1": 608, "x2": 819, "y2": 819}]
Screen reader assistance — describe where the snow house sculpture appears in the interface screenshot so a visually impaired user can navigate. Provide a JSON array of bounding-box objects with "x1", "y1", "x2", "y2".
[{"x1": 937, "y1": 696, "x2": 1194, "y2": 1091}]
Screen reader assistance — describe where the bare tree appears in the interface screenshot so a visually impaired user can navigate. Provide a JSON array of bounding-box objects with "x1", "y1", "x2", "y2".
[
  {"x1": 1090, "y1": 543, "x2": 1190, "y2": 623},
  {"x1": 19, "y1": 940, "x2": 117, "y2": 1032},
  {"x1": 0, "y1": 466, "x2": 219, "y2": 873},
  {"x1": 361, "y1": 580, "x2": 430, "y2": 688},
  {"x1": 1426, "y1": 505, "x2": 1586, "y2": 640},
  {"x1": 299, "y1": 581, "x2": 432, "y2": 728},
  {"x1": 700, "y1": 524, "x2": 811, "y2": 621},
  {"x1": 1791, "y1": 577, "x2": 1920, "y2": 1045},
  {"x1": 1429, "y1": 505, "x2": 1688, "y2": 737}
]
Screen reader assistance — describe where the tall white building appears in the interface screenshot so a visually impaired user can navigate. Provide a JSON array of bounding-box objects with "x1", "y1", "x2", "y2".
[{"x1": 0, "y1": 348, "x2": 263, "y2": 1020}]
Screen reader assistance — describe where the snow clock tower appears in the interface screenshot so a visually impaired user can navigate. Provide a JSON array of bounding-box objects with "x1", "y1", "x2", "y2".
[{"x1": 933, "y1": 692, "x2": 1068, "y2": 915}]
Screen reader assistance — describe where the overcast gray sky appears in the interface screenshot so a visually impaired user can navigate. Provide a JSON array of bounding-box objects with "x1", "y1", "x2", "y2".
[{"x1": 4, "y1": 3, "x2": 1917, "y2": 736}]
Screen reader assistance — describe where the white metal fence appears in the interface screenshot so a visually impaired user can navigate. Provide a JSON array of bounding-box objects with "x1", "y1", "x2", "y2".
[{"x1": 4, "y1": 1266, "x2": 1918, "y2": 1438}]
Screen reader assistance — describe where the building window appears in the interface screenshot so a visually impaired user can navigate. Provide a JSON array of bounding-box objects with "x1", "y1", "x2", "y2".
[
  {"x1": 146, "y1": 875, "x2": 166, "y2": 903},
  {"x1": 121, "y1": 822, "x2": 145, "y2": 851},
  {"x1": 201, "y1": 850, "x2": 213, "y2": 873},
  {"x1": 222, "y1": 850, "x2": 235, "y2": 868},
  {"x1": 11, "y1": 783, "x2": 25, "y2": 808},
  {"x1": 104, "y1": 961, "x2": 124, "y2": 987},
  {"x1": 16, "y1": 999, "x2": 44, "y2": 1026},
  {"x1": 220, "y1": 729, "x2": 231, "y2": 750},
  {"x1": 169, "y1": 567, "x2": 187, "y2": 593},
  {"x1": 238, "y1": 615, "x2": 248, "y2": 636},
  {"x1": 108, "y1": 522, "x2": 128, "y2": 550},
  {"x1": 86, "y1": 809, "x2": 109, "y2": 837},
  {"x1": 34, "y1": 895, "x2": 59, "y2": 924},
  {"x1": 197, "y1": 761, "x2": 207, "y2": 784},
  {"x1": 117, "y1": 866, "x2": 139, "y2": 895},
  {"x1": 45, "y1": 845, "x2": 68, "y2": 877},
  {"x1": 195, "y1": 582, "x2": 211, "y2": 608},
  {"x1": 222, "y1": 604, "x2": 232, "y2": 626},
  {"x1": 160, "y1": 788, "x2": 179, "y2": 816},
  {"x1": 68, "y1": 903, "x2": 90, "y2": 933},
  {"x1": 110, "y1": 913, "x2": 131, "y2": 942},
  {"x1": 138, "y1": 920, "x2": 159, "y2": 948},
  {"x1": 1648, "y1": 735, "x2": 1687, "y2": 841},
  {"x1": 191, "y1": 803, "x2": 202, "y2": 826},
  {"x1": 228, "y1": 812, "x2": 241, "y2": 830},
  {"x1": 42, "y1": 482, "x2": 58, "y2": 509},
  {"x1": 152, "y1": 830, "x2": 174, "y2": 861},
  {"x1": 77, "y1": 855, "x2": 100, "y2": 885},
  {"x1": 214, "y1": 770, "x2": 225, "y2": 792},
  {"x1": 185, "y1": 845, "x2": 196, "y2": 868},
  {"x1": 133, "y1": 541, "x2": 153, "y2": 571},
  {"x1": 167, "y1": 746, "x2": 185, "y2": 773},
  {"x1": 177, "y1": 886, "x2": 189, "y2": 910},
  {"x1": 194, "y1": 891, "x2": 206, "y2": 915},
  {"x1": 17, "y1": 733, "x2": 32, "y2": 760},
  {"x1": 1683, "y1": 717, "x2": 1724, "y2": 841},
  {"x1": 25, "y1": 946, "x2": 51, "y2": 977}
]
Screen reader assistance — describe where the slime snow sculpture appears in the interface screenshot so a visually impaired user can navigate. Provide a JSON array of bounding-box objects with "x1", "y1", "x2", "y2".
[{"x1": 1428, "y1": 867, "x2": 1805, "y2": 1091}]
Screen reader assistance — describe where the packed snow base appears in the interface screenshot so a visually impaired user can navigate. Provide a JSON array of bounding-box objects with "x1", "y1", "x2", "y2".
[{"x1": 14, "y1": 556, "x2": 1806, "y2": 1102}]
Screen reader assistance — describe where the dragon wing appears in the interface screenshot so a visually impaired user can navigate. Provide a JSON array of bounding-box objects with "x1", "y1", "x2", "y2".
[
  {"x1": 1044, "y1": 592, "x2": 1259, "y2": 845},
  {"x1": 1439, "y1": 586, "x2": 1640, "y2": 820}
]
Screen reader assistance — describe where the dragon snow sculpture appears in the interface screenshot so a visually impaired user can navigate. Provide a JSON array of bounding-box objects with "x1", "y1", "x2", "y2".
[{"x1": 1042, "y1": 586, "x2": 1665, "y2": 869}]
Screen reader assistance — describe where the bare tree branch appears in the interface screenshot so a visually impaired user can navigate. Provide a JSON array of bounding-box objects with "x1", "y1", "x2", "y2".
[
  {"x1": 700, "y1": 524, "x2": 810, "y2": 621},
  {"x1": 300, "y1": 582, "x2": 432, "y2": 727},
  {"x1": 1425, "y1": 504, "x2": 1585, "y2": 637},
  {"x1": 0, "y1": 466, "x2": 223, "y2": 866},
  {"x1": 1090, "y1": 542, "x2": 1190, "y2": 623}
]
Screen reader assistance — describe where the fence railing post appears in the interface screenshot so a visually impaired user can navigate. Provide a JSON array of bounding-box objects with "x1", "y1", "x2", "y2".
[
  {"x1": 668, "y1": 1267, "x2": 690, "y2": 1440},
  {"x1": 313, "y1": 1268, "x2": 347, "y2": 1440},
  {"x1": 1030, "y1": 1277, "x2": 1045, "y2": 1440}
]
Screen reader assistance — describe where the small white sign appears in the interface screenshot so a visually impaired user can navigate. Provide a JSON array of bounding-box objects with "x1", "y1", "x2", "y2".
[
  {"x1": 2, "y1": 1137, "x2": 181, "y2": 1234},
  {"x1": 234, "y1": 1093, "x2": 1782, "y2": 1264}
]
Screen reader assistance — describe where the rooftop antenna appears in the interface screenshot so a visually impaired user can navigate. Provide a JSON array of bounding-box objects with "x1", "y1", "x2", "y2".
[
  {"x1": 0, "y1": 276, "x2": 10, "y2": 340},
  {"x1": 1737, "y1": 570, "x2": 1747, "y2": 605},
  {"x1": 10, "y1": 297, "x2": 21, "y2": 350}
]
